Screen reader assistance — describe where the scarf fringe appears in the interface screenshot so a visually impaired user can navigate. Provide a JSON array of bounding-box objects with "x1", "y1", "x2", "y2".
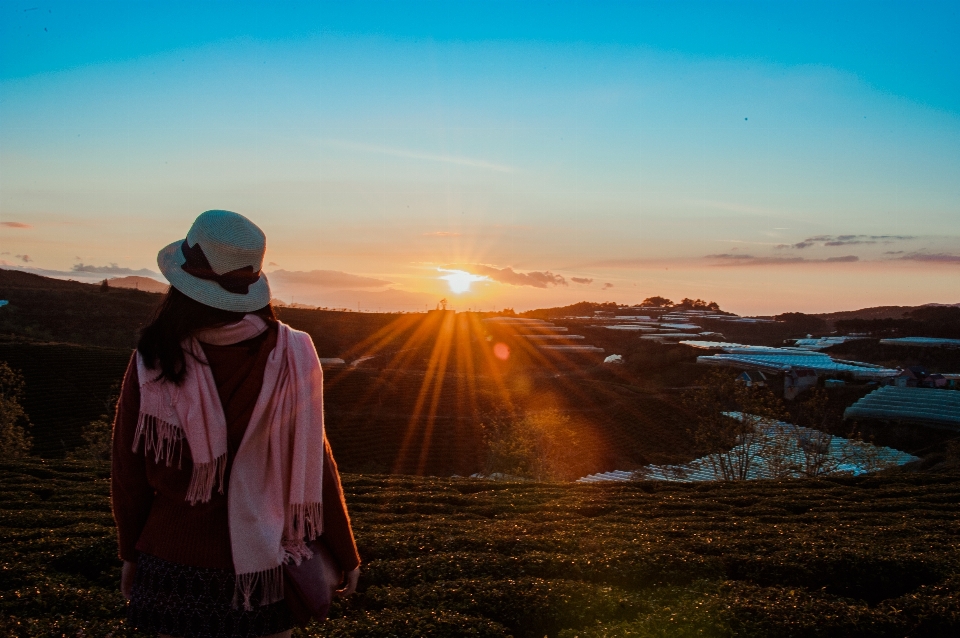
[
  {"x1": 186, "y1": 453, "x2": 227, "y2": 505},
  {"x1": 233, "y1": 565, "x2": 284, "y2": 611},
  {"x1": 282, "y1": 538, "x2": 313, "y2": 566},
  {"x1": 291, "y1": 501, "x2": 324, "y2": 541},
  {"x1": 133, "y1": 413, "x2": 184, "y2": 468}
]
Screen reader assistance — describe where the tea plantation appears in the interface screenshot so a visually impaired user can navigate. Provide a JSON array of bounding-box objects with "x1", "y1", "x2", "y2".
[{"x1": 3, "y1": 459, "x2": 959, "y2": 637}]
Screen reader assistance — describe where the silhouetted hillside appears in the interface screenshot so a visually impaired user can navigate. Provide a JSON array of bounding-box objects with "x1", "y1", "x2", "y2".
[
  {"x1": 0, "y1": 339, "x2": 130, "y2": 456},
  {"x1": 816, "y1": 303, "x2": 960, "y2": 324},
  {"x1": 0, "y1": 268, "x2": 160, "y2": 348},
  {"x1": 835, "y1": 306, "x2": 960, "y2": 339}
]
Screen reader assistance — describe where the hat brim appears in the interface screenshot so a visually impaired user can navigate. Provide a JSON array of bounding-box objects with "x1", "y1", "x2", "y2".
[{"x1": 157, "y1": 240, "x2": 271, "y2": 313}]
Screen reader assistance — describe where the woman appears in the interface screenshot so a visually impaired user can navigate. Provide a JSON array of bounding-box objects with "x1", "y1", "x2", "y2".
[{"x1": 112, "y1": 210, "x2": 360, "y2": 638}]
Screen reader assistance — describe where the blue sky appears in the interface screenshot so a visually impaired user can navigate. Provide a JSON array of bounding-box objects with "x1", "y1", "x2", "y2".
[{"x1": 2, "y1": 1, "x2": 958, "y2": 313}]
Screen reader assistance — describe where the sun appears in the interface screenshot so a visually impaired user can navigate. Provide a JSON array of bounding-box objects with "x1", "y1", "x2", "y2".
[{"x1": 439, "y1": 269, "x2": 488, "y2": 294}]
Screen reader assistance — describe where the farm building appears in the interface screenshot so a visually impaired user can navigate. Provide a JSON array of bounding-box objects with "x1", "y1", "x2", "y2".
[{"x1": 737, "y1": 370, "x2": 767, "y2": 387}]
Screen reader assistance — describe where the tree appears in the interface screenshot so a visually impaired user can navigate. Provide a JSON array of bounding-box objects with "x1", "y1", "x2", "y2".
[
  {"x1": 677, "y1": 298, "x2": 721, "y2": 311},
  {"x1": 686, "y1": 376, "x2": 897, "y2": 481},
  {"x1": 70, "y1": 382, "x2": 119, "y2": 461},
  {"x1": 481, "y1": 409, "x2": 584, "y2": 482},
  {"x1": 640, "y1": 296, "x2": 674, "y2": 308},
  {"x1": 0, "y1": 361, "x2": 32, "y2": 458},
  {"x1": 683, "y1": 368, "x2": 786, "y2": 480},
  {"x1": 100, "y1": 278, "x2": 110, "y2": 292}
]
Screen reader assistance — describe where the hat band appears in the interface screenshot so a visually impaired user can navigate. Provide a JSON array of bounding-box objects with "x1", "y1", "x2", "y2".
[{"x1": 180, "y1": 240, "x2": 261, "y2": 295}]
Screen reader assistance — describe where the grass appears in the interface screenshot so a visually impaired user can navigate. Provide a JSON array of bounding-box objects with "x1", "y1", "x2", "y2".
[{"x1": 3, "y1": 459, "x2": 959, "y2": 637}]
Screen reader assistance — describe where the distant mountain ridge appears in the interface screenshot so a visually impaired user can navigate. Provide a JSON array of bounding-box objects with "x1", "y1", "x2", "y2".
[
  {"x1": 106, "y1": 275, "x2": 169, "y2": 293},
  {"x1": 815, "y1": 303, "x2": 960, "y2": 323}
]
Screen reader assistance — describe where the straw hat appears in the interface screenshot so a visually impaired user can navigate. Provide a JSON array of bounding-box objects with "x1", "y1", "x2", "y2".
[{"x1": 157, "y1": 210, "x2": 271, "y2": 312}]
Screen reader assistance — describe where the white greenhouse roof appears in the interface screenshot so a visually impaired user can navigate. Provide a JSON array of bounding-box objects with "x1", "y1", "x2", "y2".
[
  {"x1": 696, "y1": 353, "x2": 898, "y2": 377},
  {"x1": 844, "y1": 386, "x2": 960, "y2": 429},
  {"x1": 578, "y1": 419, "x2": 918, "y2": 483}
]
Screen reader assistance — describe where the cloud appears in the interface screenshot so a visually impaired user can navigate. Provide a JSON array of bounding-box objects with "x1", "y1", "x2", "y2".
[
  {"x1": 450, "y1": 264, "x2": 567, "y2": 288},
  {"x1": 15, "y1": 254, "x2": 31, "y2": 263},
  {"x1": 884, "y1": 251, "x2": 905, "y2": 255},
  {"x1": 705, "y1": 254, "x2": 859, "y2": 266},
  {"x1": 423, "y1": 231, "x2": 462, "y2": 237},
  {"x1": 897, "y1": 253, "x2": 960, "y2": 264},
  {"x1": 824, "y1": 239, "x2": 876, "y2": 246},
  {"x1": 72, "y1": 263, "x2": 158, "y2": 276},
  {"x1": 706, "y1": 253, "x2": 756, "y2": 260},
  {"x1": 1, "y1": 221, "x2": 31, "y2": 229},
  {"x1": 267, "y1": 269, "x2": 392, "y2": 288},
  {"x1": 824, "y1": 255, "x2": 860, "y2": 262},
  {"x1": 571, "y1": 277, "x2": 593, "y2": 285},
  {"x1": 778, "y1": 234, "x2": 916, "y2": 249},
  {"x1": 268, "y1": 261, "x2": 279, "y2": 267},
  {"x1": 602, "y1": 282, "x2": 614, "y2": 290}
]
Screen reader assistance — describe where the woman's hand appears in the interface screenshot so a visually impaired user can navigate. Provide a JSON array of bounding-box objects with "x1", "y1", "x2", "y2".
[
  {"x1": 336, "y1": 567, "x2": 360, "y2": 597},
  {"x1": 121, "y1": 560, "x2": 136, "y2": 600}
]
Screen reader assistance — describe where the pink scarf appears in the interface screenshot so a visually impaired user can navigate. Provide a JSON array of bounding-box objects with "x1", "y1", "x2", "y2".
[{"x1": 134, "y1": 315, "x2": 325, "y2": 609}]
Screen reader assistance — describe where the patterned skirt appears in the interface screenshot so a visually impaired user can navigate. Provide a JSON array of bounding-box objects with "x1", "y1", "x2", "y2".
[{"x1": 128, "y1": 553, "x2": 295, "y2": 638}]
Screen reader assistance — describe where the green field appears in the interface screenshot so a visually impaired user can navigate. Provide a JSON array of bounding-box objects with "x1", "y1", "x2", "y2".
[{"x1": 3, "y1": 459, "x2": 959, "y2": 637}]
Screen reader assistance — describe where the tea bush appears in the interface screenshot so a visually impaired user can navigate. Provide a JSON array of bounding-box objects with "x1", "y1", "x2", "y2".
[{"x1": 2, "y1": 459, "x2": 960, "y2": 637}]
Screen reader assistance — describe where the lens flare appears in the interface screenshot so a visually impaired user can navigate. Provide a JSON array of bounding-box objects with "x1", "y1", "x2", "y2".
[
  {"x1": 493, "y1": 342, "x2": 510, "y2": 360},
  {"x1": 439, "y1": 269, "x2": 488, "y2": 294}
]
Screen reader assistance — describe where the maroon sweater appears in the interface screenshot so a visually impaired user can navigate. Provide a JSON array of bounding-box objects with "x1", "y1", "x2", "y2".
[{"x1": 111, "y1": 325, "x2": 360, "y2": 573}]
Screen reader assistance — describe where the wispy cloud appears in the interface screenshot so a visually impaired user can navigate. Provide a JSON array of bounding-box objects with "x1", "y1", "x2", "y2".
[
  {"x1": 571, "y1": 277, "x2": 593, "y2": 284},
  {"x1": 267, "y1": 269, "x2": 393, "y2": 288},
  {"x1": 896, "y1": 252, "x2": 960, "y2": 264},
  {"x1": 327, "y1": 140, "x2": 515, "y2": 173},
  {"x1": 705, "y1": 254, "x2": 860, "y2": 266},
  {"x1": 423, "y1": 231, "x2": 462, "y2": 237},
  {"x1": 15, "y1": 254, "x2": 31, "y2": 263},
  {"x1": 602, "y1": 282, "x2": 614, "y2": 290},
  {"x1": 776, "y1": 240, "x2": 817, "y2": 249},
  {"x1": 777, "y1": 234, "x2": 915, "y2": 249},
  {"x1": 72, "y1": 263, "x2": 157, "y2": 276},
  {"x1": 449, "y1": 264, "x2": 567, "y2": 288},
  {"x1": 1, "y1": 221, "x2": 31, "y2": 229}
]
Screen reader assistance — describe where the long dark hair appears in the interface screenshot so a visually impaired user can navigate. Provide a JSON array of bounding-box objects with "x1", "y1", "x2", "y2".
[{"x1": 137, "y1": 286, "x2": 276, "y2": 384}]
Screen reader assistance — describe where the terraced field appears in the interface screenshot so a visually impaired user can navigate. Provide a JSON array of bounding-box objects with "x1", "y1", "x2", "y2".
[
  {"x1": 2, "y1": 330, "x2": 697, "y2": 474},
  {"x1": 323, "y1": 367, "x2": 697, "y2": 477},
  {"x1": 3, "y1": 459, "x2": 959, "y2": 637}
]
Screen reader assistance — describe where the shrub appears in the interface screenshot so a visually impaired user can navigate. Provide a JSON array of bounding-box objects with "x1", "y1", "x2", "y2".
[
  {"x1": 481, "y1": 409, "x2": 585, "y2": 481},
  {"x1": 0, "y1": 361, "x2": 32, "y2": 457}
]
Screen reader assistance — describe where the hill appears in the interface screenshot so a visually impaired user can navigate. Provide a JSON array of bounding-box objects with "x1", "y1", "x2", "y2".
[
  {"x1": 105, "y1": 276, "x2": 169, "y2": 294},
  {"x1": 0, "y1": 339, "x2": 130, "y2": 456},
  {"x1": 2, "y1": 270, "x2": 952, "y2": 472},
  {"x1": 0, "y1": 268, "x2": 160, "y2": 348},
  {"x1": 3, "y1": 458, "x2": 959, "y2": 637},
  {"x1": 815, "y1": 303, "x2": 960, "y2": 324},
  {"x1": 1, "y1": 273, "x2": 701, "y2": 473}
]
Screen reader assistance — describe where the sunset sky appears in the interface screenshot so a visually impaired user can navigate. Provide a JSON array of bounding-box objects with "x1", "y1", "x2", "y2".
[{"x1": 2, "y1": 1, "x2": 958, "y2": 314}]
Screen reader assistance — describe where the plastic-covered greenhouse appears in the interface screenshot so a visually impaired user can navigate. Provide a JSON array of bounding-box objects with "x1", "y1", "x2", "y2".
[{"x1": 844, "y1": 386, "x2": 960, "y2": 429}]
